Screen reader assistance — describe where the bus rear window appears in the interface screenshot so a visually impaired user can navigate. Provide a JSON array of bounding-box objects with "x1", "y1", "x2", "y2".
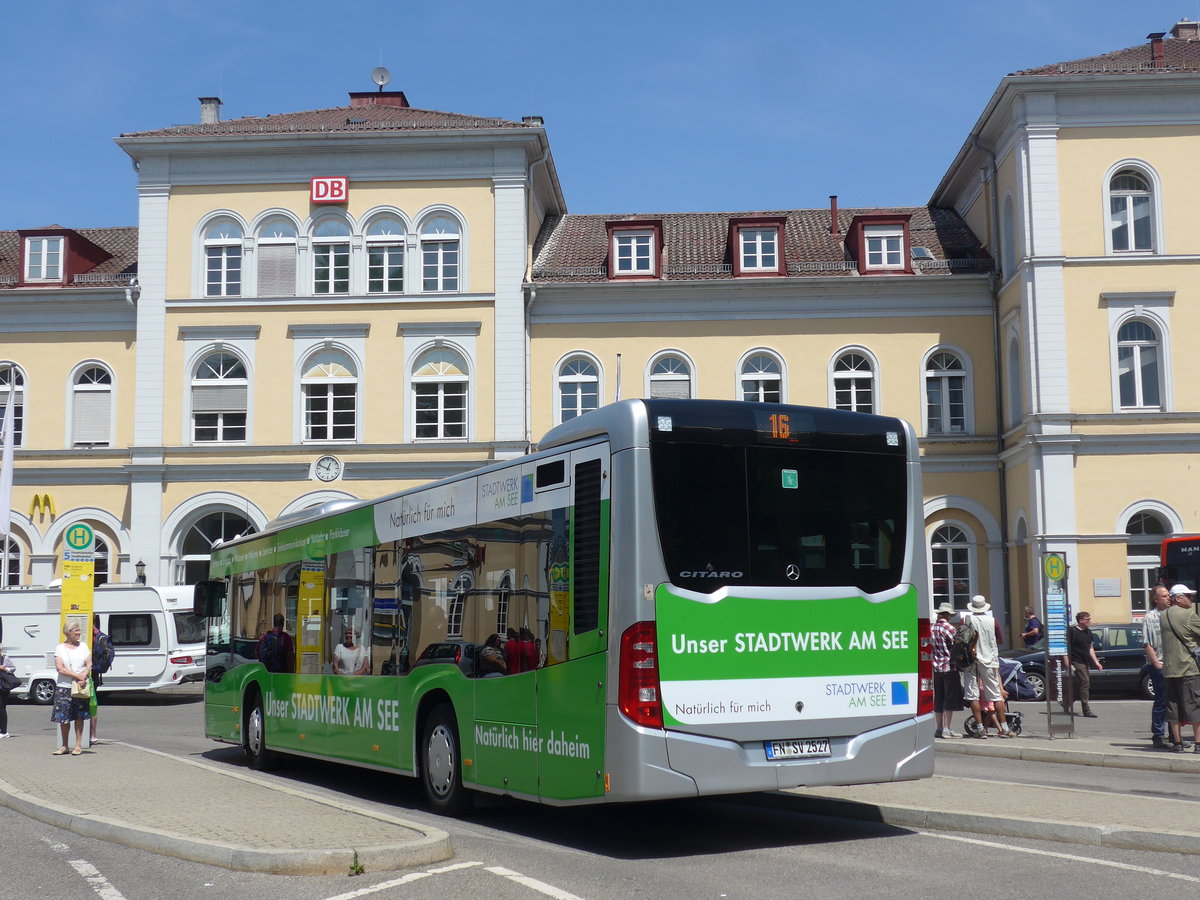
[{"x1": 652, "y1": 442, "x2": 907, "y2": 593}]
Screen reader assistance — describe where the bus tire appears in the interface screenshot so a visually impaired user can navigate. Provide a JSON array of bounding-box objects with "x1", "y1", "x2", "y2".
[
  {"x1": 243, "y1": 690, "x2": 272, "y2": 770},
  {"x1": 421, "y1": 704, "x2": 466, "y2": 815}
]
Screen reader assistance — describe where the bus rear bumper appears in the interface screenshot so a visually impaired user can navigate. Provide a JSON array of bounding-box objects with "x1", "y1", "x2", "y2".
[{"x1": 661, "y1": 714, "x2": 935, "y2": 795}]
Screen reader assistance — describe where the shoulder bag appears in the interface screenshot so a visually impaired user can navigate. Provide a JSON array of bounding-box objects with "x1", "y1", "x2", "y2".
[
  {"x1": 0, "y1": 669, "x2": 20, "y2": 692},
  {"x1": 70, "y1": 679, "x2": 91, "y2": 701}
]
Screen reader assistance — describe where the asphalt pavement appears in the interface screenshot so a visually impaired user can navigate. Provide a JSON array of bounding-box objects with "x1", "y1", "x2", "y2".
[{"x1": 0, "y1": 698, "x2": 1197, "y2": 874}]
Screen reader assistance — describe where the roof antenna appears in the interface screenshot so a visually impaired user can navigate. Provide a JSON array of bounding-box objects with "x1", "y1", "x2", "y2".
[{"x1": 371, "y1": 66, "x2": 391, "y2": 94}]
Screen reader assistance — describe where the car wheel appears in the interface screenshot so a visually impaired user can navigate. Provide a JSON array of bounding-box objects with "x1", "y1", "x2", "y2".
[
  {"x1": 1025, "y1": 671, "x2": 1046, "y2": 702},
  {"x1": 1141, "y1": 671, "x2": 1155, "y2": 700},
  {"x1": 421, "y1": 703, "x2": 466, "y2": 815},
  {"x1": 32, "y1": 678, "x2": 56, "y2": 705}
]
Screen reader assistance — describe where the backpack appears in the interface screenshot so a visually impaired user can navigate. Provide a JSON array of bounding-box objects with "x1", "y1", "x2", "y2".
[
  {"x1": 258, "y1": 630, "x2": 285, "y2": 672},
  {"x1": 94, "y1": 631, "x2": 116, "y2": 675},
  {"x1": 951, "y1": 620, "x2": 977, "y2": 670}
]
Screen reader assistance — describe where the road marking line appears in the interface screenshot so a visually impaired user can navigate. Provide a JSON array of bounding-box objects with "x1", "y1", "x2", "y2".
[
  {"x1": 40, "y1": 836, "x2": 71, "y2": 853},
  {"x1": 486, "y1": 865, "x2": 586, "y2": 899},
  {"x1": 322, "y1": 861, "x2": 482, "y2": 900},
  {"x1": 919, "y1": 832, "x2": 1200, "y2": 883},
  {"x1": 68, "y1": 859, "x2": 127, "y2": 900}
]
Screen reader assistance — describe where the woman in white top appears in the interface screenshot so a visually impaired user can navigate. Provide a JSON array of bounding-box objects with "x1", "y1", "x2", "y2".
[
  {"x1": 332, "y1": 629, "x2": 369, "y2": 676},
  {"x1": 52, "y1": 621, "x2": 92, "y2": 755}
]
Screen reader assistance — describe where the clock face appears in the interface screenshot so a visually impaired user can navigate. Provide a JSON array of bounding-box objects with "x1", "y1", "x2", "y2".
[{"x1": 314, "y1": 455, "x2": 342, "y2": 482}]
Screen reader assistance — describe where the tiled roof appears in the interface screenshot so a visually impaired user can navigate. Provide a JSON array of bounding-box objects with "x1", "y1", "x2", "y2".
[
  {"x1": 1014, "y1": 33, "x2": 1200, "y2": 76},
  {"x1": 0, "y1": 226, "x2": 138, "y2": 287},
  {"x1": 531, "y1": 208, "x2": 988, "y2": 283},
  {"x1": 122, "y1": 104, "x2": 532, "y2": 138}
]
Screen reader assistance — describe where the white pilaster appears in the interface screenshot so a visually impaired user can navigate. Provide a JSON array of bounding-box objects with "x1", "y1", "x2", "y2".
[{"x1": 493, "y1": 170, "x2": 529, "y2": 447}]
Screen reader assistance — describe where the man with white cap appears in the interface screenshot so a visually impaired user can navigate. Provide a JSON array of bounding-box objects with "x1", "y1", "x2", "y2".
[
  {"x1": 1161, "y1": 584, "x2": 1200, "y2": 752},
  {"x1": 960, "y1": 595, "x2": 1013, "y2": 738}
]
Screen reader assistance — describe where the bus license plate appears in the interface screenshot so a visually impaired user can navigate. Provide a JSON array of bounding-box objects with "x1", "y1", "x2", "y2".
[{"x1": 765, "y1": 738, "x2": 831, "y2": 760}]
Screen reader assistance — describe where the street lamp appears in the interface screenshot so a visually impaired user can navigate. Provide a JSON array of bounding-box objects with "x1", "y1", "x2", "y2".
[{"x1": 135, "y1": 559, "x2": 146, "y2": 584}]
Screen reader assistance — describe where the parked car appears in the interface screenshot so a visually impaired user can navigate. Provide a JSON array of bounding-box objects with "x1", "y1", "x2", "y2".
[{"x1": 1009, "y1": 623, "x2": 1151, "y2": 702}]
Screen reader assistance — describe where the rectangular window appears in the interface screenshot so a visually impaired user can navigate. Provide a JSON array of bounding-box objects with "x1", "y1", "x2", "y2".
[
  {"x1": 205, "y1": 246, "x2": 243, "y2": 297},
  {"x1": 368, "y1": 243, "x2": 405, "y2": 293},
  {"x1": 422, "y1": 241, "x2": 459, "y2": 292},
  {"x1": 304, "y1": 383, "x2": 356, "y2": 441},
  {"x1": 834, "y1": 379, "x2": 873, "y2": 414},
  {"x1": 926, "y1": 378, "x2": 965, "y2": 433},
  {"x1": 865, "y1": 225, "x2": 904, "y2": 269},
  {"x1": 193, "y1": 412, "x2": 247, "y2": 442},
  {"x1": 613, "y1": 231, "x2": 653, "y2": 274},
  {"x1": 257, "y1": 244, "x2": 296, "y2": 297},
  {"x1": 25, "y1": 236, "x2": 63, "y2": 281},
  {"x1": 739, "y1": 227, "x2": 778, "y2": 271},
  {"x1": 314, "y1": 243, "x2": 350, "y2": 294},
  {"x1": 414, "y1": 382, "x2": 467, "y2": 439},
  {"x1": 72, "y1": 391, "x2": 111, "y2": 446}
]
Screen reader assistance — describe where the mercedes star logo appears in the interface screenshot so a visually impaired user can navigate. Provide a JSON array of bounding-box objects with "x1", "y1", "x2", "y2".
[{"x1": 785, "y1": 564, "x2": 800, "y2": 581}]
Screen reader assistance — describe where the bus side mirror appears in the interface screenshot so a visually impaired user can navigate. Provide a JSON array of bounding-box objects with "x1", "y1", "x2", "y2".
[{"x1": 193, "y1": 581, "x2": 227, "y2": 617}]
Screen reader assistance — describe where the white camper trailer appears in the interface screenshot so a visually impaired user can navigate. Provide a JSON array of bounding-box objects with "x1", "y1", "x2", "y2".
[{"x1": 0, "y1": 584, "x2": 205, "y2": 703}]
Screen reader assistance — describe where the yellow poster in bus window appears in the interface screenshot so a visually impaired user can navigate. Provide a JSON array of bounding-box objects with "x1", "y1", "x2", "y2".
[
  {"x1": 60, "y1": 522, "x2": 95, "y2": 641},
  {"x1": 297, "y1": 558, "x2": 326, "y2": 674}
]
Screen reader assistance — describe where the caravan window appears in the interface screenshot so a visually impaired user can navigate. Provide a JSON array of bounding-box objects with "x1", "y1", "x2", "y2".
[
  {"x1": 173, "y1": 612, "x2": 206, "y2": 644},
  {"x1": 110, "y1": 614, "x2": 157, "y2": 648}
]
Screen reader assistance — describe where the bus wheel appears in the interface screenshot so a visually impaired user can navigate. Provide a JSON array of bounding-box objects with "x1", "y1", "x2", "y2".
[
  {"x1": 421, "y1": 704, "x2": 465, "y2": 815},
  {"x1": 243, "y1": 691, "x2": 271, "y2": 770}
]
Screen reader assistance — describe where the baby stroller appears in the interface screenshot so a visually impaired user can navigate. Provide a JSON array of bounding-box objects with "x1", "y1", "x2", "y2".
[{"x1": 962, "y1": 659, "x2": 1031, "y2": 737}]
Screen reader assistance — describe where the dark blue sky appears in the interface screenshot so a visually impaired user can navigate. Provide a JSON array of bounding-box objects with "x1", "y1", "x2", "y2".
[{"x1": 2, "y1": 0, "x2": 1193, "y2": 228}]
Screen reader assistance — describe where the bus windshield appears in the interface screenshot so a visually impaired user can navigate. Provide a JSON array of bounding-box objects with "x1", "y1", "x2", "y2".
[{"x1": 652, "y1": 441, "x2": 907, "y2": 593}]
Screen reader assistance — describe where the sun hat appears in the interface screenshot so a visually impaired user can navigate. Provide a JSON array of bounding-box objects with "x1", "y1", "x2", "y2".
[
  {"x1": 934, "y1": 602, "x2": 955, "y2": 615},
  {"x1": 967, "y1": 594, "x2": 990, "y2": 613},
  {"x1": 1169, "y1": 584, "x2": 1197, "y2": 597}
]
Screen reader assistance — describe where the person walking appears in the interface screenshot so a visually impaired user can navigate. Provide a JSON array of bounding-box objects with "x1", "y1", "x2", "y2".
[
  {"x1": 960, "y1": 595, "x2": 1014, "y2": 738},
  {"x1": 1020, "y1": 607, "x2": 1043, "y2": 648},
  {"x1": 931, "y1": 603, "x2": 961, "y2": 738},
  {"x1": 1143, "y1": 584, "x2": 1172, "y2": 748},
  {"x1": 1066, "y1": 611, "x2": 1102, "y2": 718},
  {"x1": 1161, "y1": 584, "x2": 1200, "y2": 752}
]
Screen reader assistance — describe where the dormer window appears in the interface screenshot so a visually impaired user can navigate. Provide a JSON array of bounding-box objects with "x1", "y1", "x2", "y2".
[
  {"x1": 607, "y1": 220, "x2": 662, "y2": 279},
  {"x1": 25, "y1": 236, "x2": 63, "y2": 282},
  {"x1": 865, "y1": 225, "x2": 904, "y2": 269},
  {"x1": 730, "y1": 216, "x2": 785, "y2": 276}
]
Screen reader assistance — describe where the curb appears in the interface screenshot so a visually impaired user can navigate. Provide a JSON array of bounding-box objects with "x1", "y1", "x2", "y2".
[
  {"x1": 935, "y1": 739, "x2": 1200, "y2": 773},
  {"x1": 793, "y1": 794, "x2": 1200, "y2": 855},
  {"x1": 0, "y1": 744, "x2": 453, "y2": 875}
]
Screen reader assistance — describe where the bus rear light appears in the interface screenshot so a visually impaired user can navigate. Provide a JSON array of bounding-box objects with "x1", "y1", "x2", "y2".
[
  {"x1": 917, "y1": 618, "x2": 934, "y2": 717},
  {"x1": 619, "y1": 621, "x2": 663, "y2": 729}
]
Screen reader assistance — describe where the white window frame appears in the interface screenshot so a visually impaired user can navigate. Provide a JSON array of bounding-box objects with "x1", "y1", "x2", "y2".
[
  {"x1": 411, "y1": 346, "x2": 470, "y2": 441},
  {"x1": 864, "y1": 224, "x2": 904, "y2": 270},
  {"x1": 364, "y1": 212, "x2": 408, "y2": 295},
  {"x1": 311, "y1": 216, "x2": 352, "y2": 296},
  {"x1": 1114, "y1": 318, "x2": 1164, "y2": 411},
  {"x1": 738, "y1": 349, "x2": 785, "y2": 404},
  {"x1": 1, "y1": 535, "x2": 22, "y2": 586},
  {"x1": 923, "y1": 347, "x2": 972, "y2": 436},
  {"x1": 828, "y1": 347, "x2": 878, "y2": 414},
  {"x1": 1103, "y1": 295, "x2": 1174, "y2": 413},
  {"x1": 738, "y1": 227, "x2": 779, "y2": 272},
  {"x1": 191, "y1": 351, "x2": 249, "y2": 444},
  {"x1": 555, "y1": 353, "x2": 602, "y2": 425},
  {"x1": 93, "y1": 535, "x2": 111, "y2": 587},
  {"x1": 929, "y1": 522, "x2": 974, "y2": 610},
  {"x1": 0, "y1": 363, "x2": 26, "y2": 448},
  {"x1": 69, "y1": 363, "x2": 113, "y2": 448},
  {"x1": 645, "y1": 351, "x2": 695, "y2": 399},
  {"x1": 203, "y1": 220, "x2": 244, "y2": 297},
  {"x1": 301, "y1": 349, "x2": 359, "y2": 443},
  {"x1": 1103, "y1": 160, "x2": 1162, "y2": 255},
  {"x1": 1126, "y1": 510, "x2": 1169, "y2": 615},
  {"x1": 24, "y1": 236, "x2": 63, "y2": 282},
  {"x1": 418, "y1": 213, "x2": 462, "y2": 293},
  {"x1": 612, "y1": 230, "x2": 654, "y2": 275}
]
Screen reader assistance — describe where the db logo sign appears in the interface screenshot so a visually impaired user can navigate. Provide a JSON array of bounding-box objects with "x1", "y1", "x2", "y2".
[{"x1": 311, "y1": 176, "x2": 348, "y2": 204}]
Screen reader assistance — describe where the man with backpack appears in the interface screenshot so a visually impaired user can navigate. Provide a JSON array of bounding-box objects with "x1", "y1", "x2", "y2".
[
  {"x1": 958, "y1": 595, "x2": 1014, "y2": 738},
  {"x1": 257, "y1": 613, "x2": 295, "y2": 673},
  {"x1": 90, "y1": 614, "x2": 116, "y2": 745}
]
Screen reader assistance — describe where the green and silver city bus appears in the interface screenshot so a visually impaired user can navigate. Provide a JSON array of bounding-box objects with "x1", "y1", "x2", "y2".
[{"x1": 196, "y1": 399, "x2": 933, "y2": 812}]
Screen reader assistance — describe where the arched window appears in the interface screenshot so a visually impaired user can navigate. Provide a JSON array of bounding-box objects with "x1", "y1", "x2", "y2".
[
  {"x1": 1, "y1": 535, "x2": 20, "y2": 586},
  {"x1": 93, "y1": 535, "x2": 110, "y2": 587},
  {"x1": 412, "y1": 348, "x2": 468, "y2": 440},
  {"x1": 740, "y1": 353, "x2": 782, "y2": 403},
  {"x1": 180, "y1": 511, "x2": 256, "y2": 585},
  {"x1": 1116, "y1": 320, "x2": 1161, "y2": 409},
  {"x1": 1127, "y1": 511, "x2": 1168, "y2": 614},
  {"x1": 302, "y1": 350, "x2": 357, "y2": 442},
  {"x1": 0, "y1": 364, "x2": 25, "y2": 447},
  {"x1": 448, "y1": 571, "x2": 472, "y2": 638},
  {"x1": 497, "y1": 572, "x2": 512, "y2": 635},
  {"x1": 832, "y1": 351, "x2": 875, "y2": 413},
  {"x1": 72, "y1": 365, "x2": 112, "y2": 447},
  {"x1": 312, "y1": 218, "x2": 351, "y2": 295},
  {"x1": 257, "y1": 217, "x2": 297, "y2": 297},
  {"x1": 420, "y1": 216, "x2": 460, "y2": 292},
  {"x1": 925, "y1": 351, "x2": 967, "y2": 434},
  {"x1": 930, "y1": 524, "x2": 972, "y2": 609},
  {"x1": 192, "y1": 352, "x2": 248, "y2": 443},
  {"x1": 1109, "y1": 169, "x2": 1154, "y2": 253},
  {"x1": 648, "y1": 354, "x2": 692, "y2": 399},
  {"x1": 204, "y1": 220, "x2": 243, "y2": 297},
  {"x1": 366, "y1": 215, "x2": 406, "y2": 294},
  {"x1": 558, "y1": 356, "x2": 599, "y2": 423}
]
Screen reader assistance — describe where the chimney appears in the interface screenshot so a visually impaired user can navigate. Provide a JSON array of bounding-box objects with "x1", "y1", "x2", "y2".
[
  {"x1": 199, "y1": 97, "x2": 222, "y2": 124},
  {"x1": 829, "y1": 195, "x2": 840, "y2": 237},
  {"x1": 1171, "y1": 19, "x2": 1200, "y2": 41},
  {"x1": 348, "y1": 90, "x2": 410, "y2": 108},
  {"x1": 1148, "y1": 32, "x2": 1166, "y2": 66},
  {"x1": 522, "y1": 115, "x2": 544, "y2": 127}
]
